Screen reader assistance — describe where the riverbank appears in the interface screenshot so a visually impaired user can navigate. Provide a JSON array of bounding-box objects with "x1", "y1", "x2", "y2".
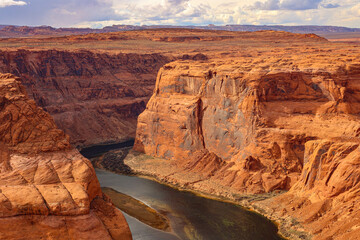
[
  {"x1": 98, "y1": 149, "x2": 311, "y2": 240},
  {"x1": 84, "y1": 141, "x2": 310, "y2": 240},
  {"x1": 79, "y1": 139, "x2": 135, "y2": 158}
]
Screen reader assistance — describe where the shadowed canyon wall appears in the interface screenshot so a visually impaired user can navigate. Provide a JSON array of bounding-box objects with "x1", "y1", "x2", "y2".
[
  {"x1": 0, "y1": 49, "x2": 170, "y2": 148},
  {"x1": 0, "y1": 73, "x2": 132, "y2": 239}
]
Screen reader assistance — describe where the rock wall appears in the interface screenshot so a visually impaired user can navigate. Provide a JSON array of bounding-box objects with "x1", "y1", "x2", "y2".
[
  {"x1": 258, "y1": 139, "x2": 360, "y2": 240},
  {"x1": 0, "y1": 49, "x2": 170, "y2": 147},
  {"x1": 133, "y1": 51, "x2": 360, "y2": 239},
  {"x1": 135, "y1": 57, "x2": 360, "y2": 193},
  {"x1": 0, "y1": 73, "x2": 132, "y2": 239}
]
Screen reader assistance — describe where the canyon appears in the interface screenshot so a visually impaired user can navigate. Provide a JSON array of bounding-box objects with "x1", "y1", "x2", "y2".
[
  {"x1": 131, "y1": 32, "x2": 360, "y2": 239},
  {"x1": 0, "y1": 29, "x2": 327, "y2": 148},
  {"x1": 0, "y1": 73, "x2": 131, "y2": 239},
  {"x1": 0, "y1": 29, "x2": 360, "y2": 239},
  {"x1": 0, "y1": 49, "x2": 170, "y2": 148}
]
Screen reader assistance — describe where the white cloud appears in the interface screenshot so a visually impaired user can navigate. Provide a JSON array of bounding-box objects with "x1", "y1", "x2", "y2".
[
  {"x1": 78, "y1": 0, "x2": 357, "y2": 28},
  {"x1": 0, "y1": 0, "x2": 26, "y2": 7},
  {"x1": 104, "y1": 0, "x2": 210, "y2": 25},
  {"x1": 0, "y1": 0, "x2": 358, "y2": 28},
  {"x1": 351, "y1": 3, "x2": 360, "y2": 16}
]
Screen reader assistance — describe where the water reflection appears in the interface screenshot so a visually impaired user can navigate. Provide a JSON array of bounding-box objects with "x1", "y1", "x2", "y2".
[{"x1": 96, "y1": 169, "x2": 282, "y2": 240}]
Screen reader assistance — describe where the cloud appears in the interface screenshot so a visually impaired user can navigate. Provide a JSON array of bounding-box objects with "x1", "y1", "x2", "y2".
[
  {"x1": 281, "y1": 0, "x2": 323, "y2": 10},
  {"x1": 252, "y1": 0, "x2": 280, "y2": 10},
  {"x1": 0, "y1": 0, "x2": 26, "y2": 7},
  {"x1": 74, "y1": 0, "x2": 359, "y2": 28},
  {"x1": 0, "y1": 0, "x2": 358, "y2": 28},
  {"x1": 107, "y1": 0, "x2": 209, "y2": 25},
  {"x1": 250, "y1": 0, "x2": 328, "y2": 11},
  {"x1": 45, "y1": 0, "x2": 119, "y2": 27},
  {"x1": 0, "y1": 0, "x2": 120, "y2": 27},
  {"x1": 321, "y1": 3, "x2": 340, "y2": 8}
]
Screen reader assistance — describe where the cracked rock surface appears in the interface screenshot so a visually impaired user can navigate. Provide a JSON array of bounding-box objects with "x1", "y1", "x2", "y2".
[{"x1": 0, "y1": 73, "x2": 132, "y2": 240}]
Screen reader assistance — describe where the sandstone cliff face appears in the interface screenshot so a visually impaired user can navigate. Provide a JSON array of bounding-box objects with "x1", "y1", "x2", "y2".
[
  {"x1": 133, "y1": 48, "x2": 360, "y2": 239},
  {"x1": 0, "y1": 73, "x2": 131, "y2": 239},
  {"x1": 0, "y1": 50, "x2": 170, "y2": 148},
  {"x1": 258, "y1": 139, "x2": 360, "y2": 240},
  {"x1": 135, "y1": 55, "x2": 360, "y2": 193}
]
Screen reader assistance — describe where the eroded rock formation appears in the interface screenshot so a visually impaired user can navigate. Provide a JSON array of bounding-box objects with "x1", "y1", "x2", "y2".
[
  {"x1": 0, "y1": 30, "x2": 328, "y2": 148},
  {"x1": 0, "y1": 50, "x2": 170, "y2": 148},
  {"x1": 0, "y1": 73, "x2": 131, "y2": 239},
  {"x1": 258, "y1": 139, "x2": 360, "y2": 240},
  {"x1": 133, "y1": 41, "x2": 360, "y2": 239}
]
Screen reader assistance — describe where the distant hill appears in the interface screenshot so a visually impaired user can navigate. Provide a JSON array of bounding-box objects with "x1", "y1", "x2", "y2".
[
  {"x1": 0, "y1": 24, "x2": 359, "y2": 38},
  {"x1": 104, "y1": 24, "x2": 360, "y2": 34},
  {"x1": 204, "y1": 24, "x2": 360, "y2": 33},
  {"x1": 0, "y1": 25, "x2": 102, "y2": 38}
]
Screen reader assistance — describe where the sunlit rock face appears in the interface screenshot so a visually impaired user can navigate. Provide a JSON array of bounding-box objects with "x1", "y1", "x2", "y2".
[
  {"x1": 0, "y1": 73, "x2": 132, "y2": 240},
  {"x1": 135, "y1": 56, "x2": 360, "y2": 194}
]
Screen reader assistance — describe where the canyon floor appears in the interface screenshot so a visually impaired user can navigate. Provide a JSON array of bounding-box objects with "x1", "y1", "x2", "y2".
[{"x1": 1, "y1": 29, "x2": 360, "y2": 240}]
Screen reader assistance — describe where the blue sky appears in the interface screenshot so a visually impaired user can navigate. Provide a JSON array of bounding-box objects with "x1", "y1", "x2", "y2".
[{"x1": 0, "y1": 0, "x2": 359, "y2": 28}]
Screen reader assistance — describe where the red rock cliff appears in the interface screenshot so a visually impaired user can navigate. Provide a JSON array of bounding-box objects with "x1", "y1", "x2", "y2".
[
  {"x1": 133, "y1": 46, "x2": 360, "y2": 239},
  {"x1": 0, "y1": 49, "x2": 170, "y2": 148},
  {"x1": 0, "y1": 73, "x2": 132, "y2": 239}
]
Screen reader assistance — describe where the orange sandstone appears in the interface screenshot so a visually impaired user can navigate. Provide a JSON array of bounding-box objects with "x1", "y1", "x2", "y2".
[
  {"x1": 132, "y1": 33, "x2": 360, "y2": 239},
  {"x1": 0, "y1": 30, "x2": 328, "y2": 148},
  {"x1": 0, "y1": 73, "x2": 132, "y2": 240}
]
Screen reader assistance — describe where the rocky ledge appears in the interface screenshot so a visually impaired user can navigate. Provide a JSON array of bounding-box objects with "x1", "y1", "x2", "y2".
[
  {"x1": 0, "y1": 73, "x2": 131, "y2": 239},
  {"x1": 132, "y1": 44, "x2": 360, "y2": 240}
]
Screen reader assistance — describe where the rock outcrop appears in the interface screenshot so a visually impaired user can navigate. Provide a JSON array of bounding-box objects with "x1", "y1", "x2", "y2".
[
  {"x1": 257, "y1": 139, "x2": 360, "y2": 240},
  {"x1": 0, "y1": 50, "x2": 170, "y2": 148},
  {"x1": 0, "y1": 73, "x2": 132, "y2": 239},
  {"x1": 133, "y1": 40, "x2": 360, "y2": 239}
]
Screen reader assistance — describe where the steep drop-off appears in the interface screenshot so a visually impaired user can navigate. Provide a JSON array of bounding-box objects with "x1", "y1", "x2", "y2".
[
  {"x1": 132, "y1": 45, "x2": 360, "y2": 239},
  {"x1": 0, "y1": 50, "x2": 170, "y2": 148},
  {"x1": 0, "y1": 73, "x2": 131, "y2": 239},
  {"x1": 0, "y1": 30, "x2": 331, "y2": 149}
]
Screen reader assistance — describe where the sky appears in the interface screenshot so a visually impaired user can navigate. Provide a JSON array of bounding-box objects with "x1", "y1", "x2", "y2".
[{"x1": 0, "y1": 0, "x2": 359, "y2": 28}]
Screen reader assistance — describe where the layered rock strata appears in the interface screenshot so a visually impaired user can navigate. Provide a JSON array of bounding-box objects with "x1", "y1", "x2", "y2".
[
  {"x1": 0, "y1": 30, "x2": 327, "y2": 148},
  {"x1": 0, "y1": 73, "x2": 131, "y2": 239},
  {"x1": 0, "y1": 50, "x2": 170, "y2": 148},
  {"x1": 133, "y1": 47, "x2": 360, "y2": 239}
]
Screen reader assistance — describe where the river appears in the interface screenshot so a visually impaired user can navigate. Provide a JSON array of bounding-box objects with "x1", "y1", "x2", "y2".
[{"x1": 95, "y1": 169, "x2": 283, "y2": 240}]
